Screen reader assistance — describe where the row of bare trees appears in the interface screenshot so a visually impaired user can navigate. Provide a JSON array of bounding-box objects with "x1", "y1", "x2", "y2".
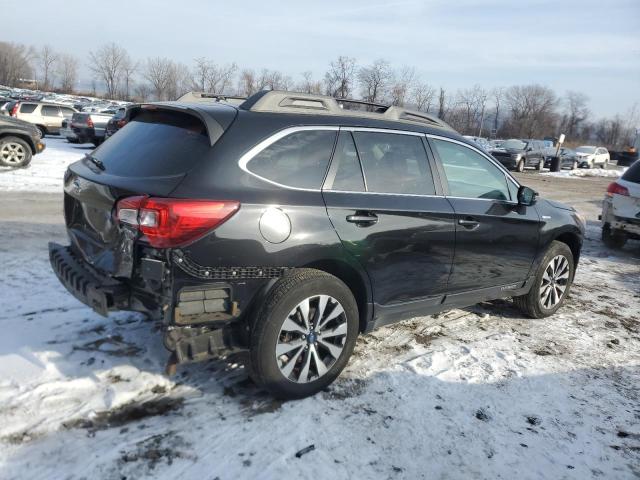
[{"x1": 1, "y1": 41, "x2": 637, "y2": 148}]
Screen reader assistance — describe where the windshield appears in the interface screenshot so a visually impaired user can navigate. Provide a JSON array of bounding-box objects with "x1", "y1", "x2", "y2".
[
  {"x1": 502, "y1": 139, "x2": 527, "y2": 150},
  {"x1": 576, "y1": 146, "x2": 596, "y2": 154}
]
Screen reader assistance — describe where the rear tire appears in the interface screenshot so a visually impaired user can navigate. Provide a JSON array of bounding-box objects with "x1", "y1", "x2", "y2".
[
  {"x1": 514, "y1": 241, "x2": 574, "y2": 318},
  {"x1": 537, "y1": 158, "x2": 544, "y2": 171},
  {"x1": 516, "y1": 160, "x2": 525, "y2": 172},
  {"x1": 602, "y1": 224, "x2": 627, "y2": 249},
  {"x1": 248, "y1": 269, "x2": 359, "y2": 399},
  {"x1": 0, "y1": 136, "x2": 32, "y2": 168},
  {"x1": 571, "y1": 160, "x2": 578, "y2": 170}
]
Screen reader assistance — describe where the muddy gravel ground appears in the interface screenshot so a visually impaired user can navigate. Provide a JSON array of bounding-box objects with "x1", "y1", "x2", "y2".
[{"x1": 0, "y1": 163, "x2": 639, "y2": 479}]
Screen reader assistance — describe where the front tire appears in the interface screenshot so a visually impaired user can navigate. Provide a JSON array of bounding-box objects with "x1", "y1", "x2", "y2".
[
  {"x1": 516, "y1": 160, "x2": 525, "y2": 172},
  {"x1": 514, "y1": 241, "x2": 574, "y2": 318},
  {"x1": 249, "y1": 269, "x2": 359, "y2": 399}
]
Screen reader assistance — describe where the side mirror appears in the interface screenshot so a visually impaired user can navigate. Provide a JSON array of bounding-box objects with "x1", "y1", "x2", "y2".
[
  {"x1": 518, "y1": 186, "x2": 538, "y2": 206},
  {"x1": 526, "y1": 146, "x2": 533, "y2": 152}
]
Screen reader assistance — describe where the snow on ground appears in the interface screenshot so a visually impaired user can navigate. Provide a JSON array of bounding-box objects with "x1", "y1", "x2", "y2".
[
  {"x1": 0, "y1": 137, "x2": 91, "y2": 192},
  {"x1": 0, "y1": 146, "x2": 639, "y2": 479},
  {"x1": 541, "y1": 167, "x2": 626, "y2": 178}
]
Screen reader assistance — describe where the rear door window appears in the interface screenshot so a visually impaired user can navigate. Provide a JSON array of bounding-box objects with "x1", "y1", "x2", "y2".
[
  {"x1": 60, "y1": 107, "x2": 75, "y2": 118},
  {"x1": 19, "y1": 103, "x2": 37, "y2": 114},
  {"x1": 41, "y1": 105, "x2": 60, "y2": 117},
  {"x1": 246, "y1": 129, "x2": 337, "y2": 189},
  {"x1": 622, "y1": 161, "x2": 640, "y2": 183},
  {"x1": 324, "y1": 131, "x2": 365, "y2": 192},
  {"x1": 352, "y1": 131, "x2": 435, "y2": 195},
  {"x1": 431, "y1": 138, "x2": 511, "y2": 201},
  {"x1": 92, "y1": 109, "x2": 212, "y2": 177}
]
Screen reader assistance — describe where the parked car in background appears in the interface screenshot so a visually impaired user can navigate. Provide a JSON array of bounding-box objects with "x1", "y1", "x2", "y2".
[
  {"x1": 10, "y1": 102, "x2": 77, "y2": 137},
  {"x1": 491, "y1": 139, "x2": 546, "y2": 172},
  {"x1": 0, "y1": 100, "x2": 18, "y2": 116},
  {"x1": 105, "y1": 107, "x2": 129, "y2": 139},
  {"x1": 60, "y1": 118, "x2": 78, "y2": 143},
  {"x1": 0, "y1": 115, "x2": 46, "y2": 167},
  {"x1": 70, "y1": 111, "x2": 113, "y2": 146},
  {"x1": 49, "y1": 90, "x2": 584, "y2": 399},
  {"x1": 463, "y1": 136, "x2": 491, "y2": 152},
  {"x1": 576, "y1": 146, "x2": 610, "y2": 168},
  {"x1": 600, "y1": 160, "x2": 640, "y2": 248},
  {"x1": 544, "y1": 147, "x2": 580, "y2": 170}
]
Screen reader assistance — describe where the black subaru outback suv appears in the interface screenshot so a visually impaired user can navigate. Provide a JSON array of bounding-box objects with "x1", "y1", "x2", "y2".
[{"x1": 49, "y1": 91, "x2": 584, "y2": 399}]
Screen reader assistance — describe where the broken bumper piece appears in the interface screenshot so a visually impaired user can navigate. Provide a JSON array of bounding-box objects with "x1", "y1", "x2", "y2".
[{"x1": 48, "y1": 242, "x2": 130, "y2": 317}]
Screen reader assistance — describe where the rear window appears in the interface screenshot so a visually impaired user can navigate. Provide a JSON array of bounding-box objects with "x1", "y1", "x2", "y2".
[
  {"x1": 19, "y1": 103, "x2": 37, "y2": 114},
  {"x1": 622, "y1": 161, "x2": 640, "y2": 183},
  {"x1": 92, "y1": 110, "x2": 210, "y2": 177}
]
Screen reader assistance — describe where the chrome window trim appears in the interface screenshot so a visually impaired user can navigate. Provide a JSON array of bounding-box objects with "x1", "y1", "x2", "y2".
[
  {"x1": 342, "y1": 126, "x2": 426, "y2": 137},
  {"x1": 238, "y1": 126, "x2": 340, "y2": 192},
  {"x1": 427, "y1": 134, "x2": 521, "y2": 201},
  {"x1": 322, "y1": 189, "x2": 442, "y2": 199}
]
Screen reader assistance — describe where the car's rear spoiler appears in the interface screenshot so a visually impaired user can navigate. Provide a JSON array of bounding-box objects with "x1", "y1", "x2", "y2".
[{"x1": 130, "y1": 102, "x2": 238, "y2": 146}]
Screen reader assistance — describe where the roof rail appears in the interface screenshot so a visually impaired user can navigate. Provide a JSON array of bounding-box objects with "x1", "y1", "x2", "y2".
[
  {"x1": 241, "y1": 90, "x2": 454, "y2": 131},
  {"x1": 177, "y1": 91, "x2": 247, "y2": 106}
]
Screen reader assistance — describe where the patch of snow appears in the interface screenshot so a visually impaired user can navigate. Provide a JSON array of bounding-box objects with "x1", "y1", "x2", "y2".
[
  {"x1": 541, "y1": 168, "x2": 626, "y2": 178},
  {"x1": 0, "y1": 137, "x2": 91, "y2": 192}
]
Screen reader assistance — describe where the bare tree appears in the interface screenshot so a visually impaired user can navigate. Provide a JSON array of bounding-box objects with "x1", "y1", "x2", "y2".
[
  {"x1": 192, "y1": 57, "x2": 211, "y2": 91},
  {"x1": 237, "y1": 69, "x2": 257, "y2": 96},
  {"x1": 358, "y1": 59, "x2": 392, "y2": 106},
  {"x1": 0, "y1": 42, "x2": 35, "y2": 86},
  {"x1": 120, "y1": 56, "x2": 137, "y2": 100},
  {"x1": 561, "y1": 91, "x2": 589, "y2": 138},
  {"x1": 502, "y1": 84, "x2": 558, "y2": 138},
  {"x1": 437, "y1": 87, "x2": 447, "y2": 119},
  {"x1": 324, "y1": 56, "x2": 357, "y2": 98},
  {"x1": 144, "y1": 57, "x2": 174, "y2": 100},
  {"x1": 389, "y1": 67, "x2": 416, "y2": 106},
  {"x1": 256, "y1": 69, "x2": 292, "y2": 91},
  {"x1": 88, "y1": 43, "x2": 128, "y2": 99},
  {"x1": 204, "y1": 62, "x2": 237, "y2": 94},
  {"x1": 491, "y1": 87, "x2": 504, "y2": 136},
  {"x1": 298, "y1": 71, "x2": 323, "y2": 94},
  {"x1": 410, "y1": 82, "x2": 436, "y2": 112},
  {"x1": 134, "y1": 83, "x2": 151, "y2": 102},
  {"x1": 455, "y1": 85, "x2": 488, "y2": 135},
  {"x1": 37, "y1": 45, "x2": 57, "y2": 90},
  {"x1": 57, "y1": 54, "x2": 78, "y2": 93}
]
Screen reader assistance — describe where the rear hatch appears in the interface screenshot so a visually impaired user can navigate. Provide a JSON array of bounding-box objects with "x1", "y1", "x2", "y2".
[
  {"x1": 613, "y1": 161, "x2": 640, "y2": 220},
  {"x1": 64, "y1": 104, "x2": 237, "y2": 277}
]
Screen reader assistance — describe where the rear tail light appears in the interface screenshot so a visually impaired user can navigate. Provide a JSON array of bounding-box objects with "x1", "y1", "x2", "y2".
[
  {"x1": 10, "y1": 103, "x2": 19, "y2": 116},
  {"x1": 116, "y1": 119, "x2": 127, "y2": 128},
  {"x1": 116, "y1": 196, "x2": 240, "y2": 248},
  {"x1": 607, "y1": 182, "x2": 629, "y2": 197},
  {"x1": 87, "y1": 117, "x2": 94, "y2": 128}
]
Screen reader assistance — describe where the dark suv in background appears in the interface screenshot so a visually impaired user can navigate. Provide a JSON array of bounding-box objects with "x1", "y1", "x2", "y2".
[
  {"x1": 49, "y1": 91, "x2": 584, "y2": 398},
  {"x1": 491, "y1": 139, "x2": 546, "y2": 172}
]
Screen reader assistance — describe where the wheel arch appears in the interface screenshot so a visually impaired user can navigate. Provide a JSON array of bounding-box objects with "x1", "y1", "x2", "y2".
[
  {"x1": 553, "y1": 230, "x2": 582, "y2": 266},
  {"x1": 301, "y1": 258, "x2": 373, "y2": 333},
  {"x1": 0, "y1": 132, "x2": 36, "y2": 154}
]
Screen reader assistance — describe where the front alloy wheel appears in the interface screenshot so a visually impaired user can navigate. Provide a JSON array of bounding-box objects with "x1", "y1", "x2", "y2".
[
  {"x1": 539, "y1": 255, "x2": 570, "y2": 309},
  {"x1": 276, "y1": 295, "x2": 347, "y2": 383},
  {"x1": 0, "y1": 137, "x2": 32, "y2": 168}
]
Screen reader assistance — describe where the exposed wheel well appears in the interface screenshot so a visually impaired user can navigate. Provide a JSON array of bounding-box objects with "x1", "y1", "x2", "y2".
[
  {"x1": 302, "y1": 259, "x2": 371, "y2": 332},
  {"x1": 0, "y1": 133, "x2": 36, "y2": 154},
  {"x1": 555, "y1": 232, "x2": 581, "y2": 265}
]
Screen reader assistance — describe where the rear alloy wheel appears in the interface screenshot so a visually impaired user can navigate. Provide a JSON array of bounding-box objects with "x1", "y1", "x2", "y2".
[
  {"x1": 537, "y1": 158, "x2": 544, "y2": 171},
  {"x1": 514, "y1": 241, "x2": 574, "y2": 318},
  {"x1": 516, "y1": 160, "x2": 525, "y2": 172},
  {"x1": 572, "y1": 160, "x2": 578, "y2": 170},
  {"x1": 0, "y1": 136, "x2": 32, "y2": 168},
  {"x1": 249, "y1": 269, "x2": 359, "y2": 399}
]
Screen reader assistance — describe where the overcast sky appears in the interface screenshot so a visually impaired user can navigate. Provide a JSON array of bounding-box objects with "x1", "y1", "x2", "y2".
[{"x1": 4, "y1": 0, "x2": 639, "y2": 117}]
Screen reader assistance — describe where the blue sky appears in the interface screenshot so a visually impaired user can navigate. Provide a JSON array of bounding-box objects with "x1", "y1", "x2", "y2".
[{"x1": 4, "y1": 0, "x2": 639, "y2": 116}]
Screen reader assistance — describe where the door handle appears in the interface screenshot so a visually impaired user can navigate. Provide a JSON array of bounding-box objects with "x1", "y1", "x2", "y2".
[
  {"x1": 346, "y1": 213, "x2": 378, "y2": 226},
  {"x1": 458, "y1": 217, "x2": 480, "y2": 229}
]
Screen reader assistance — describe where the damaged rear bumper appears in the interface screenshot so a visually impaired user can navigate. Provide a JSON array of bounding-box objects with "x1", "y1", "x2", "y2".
[{"x1": 49, "y1": 242, "x2": 130, "y2": 316}]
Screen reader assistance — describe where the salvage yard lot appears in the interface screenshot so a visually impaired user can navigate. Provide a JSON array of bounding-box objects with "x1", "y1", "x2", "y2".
[{"x1": 0, "y1": 138, "x2": 638, "y2": 479}]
